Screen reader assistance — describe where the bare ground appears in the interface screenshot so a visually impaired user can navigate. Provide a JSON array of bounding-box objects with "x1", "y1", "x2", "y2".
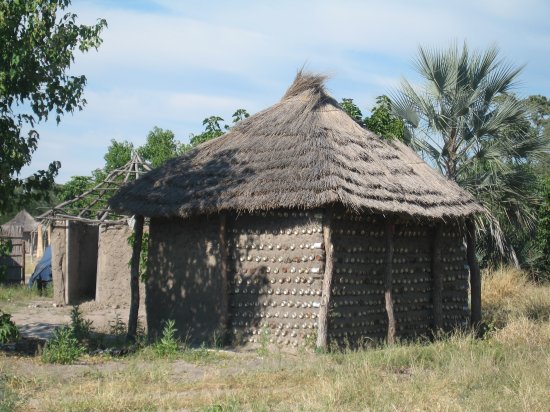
[{"x1": 8, "y1": 298, "x2": 145, "y2": 340}]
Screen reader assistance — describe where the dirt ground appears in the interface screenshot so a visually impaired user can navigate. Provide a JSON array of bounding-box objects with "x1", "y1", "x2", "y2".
[{"x1": 9, "y1": 298, "x2": 146, "y2": 341}]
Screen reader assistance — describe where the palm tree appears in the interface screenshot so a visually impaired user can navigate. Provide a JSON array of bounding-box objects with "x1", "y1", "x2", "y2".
[{"x1": 391, "y1": 43, "x2": 549, "y2": 263}]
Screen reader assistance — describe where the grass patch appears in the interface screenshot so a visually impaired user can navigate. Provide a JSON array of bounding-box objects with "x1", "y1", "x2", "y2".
[
  {"x1": 482, "y1": 266, "x2": 550, "y2": 328},
  {"x1": 0, "y1": 284, "x2": 52, "y2": 312},
  {"x1": 1, "y1": 267, "x2": 550, "y2": 410}
]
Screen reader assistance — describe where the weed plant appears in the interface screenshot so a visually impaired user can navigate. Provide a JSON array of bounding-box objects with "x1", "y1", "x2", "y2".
[
  {"x1": 41, "y1": 326, "x2": 85, "y2": 364},
  {"x1": 70, "y1": 306, "x2": 93, "y2": 341},
  {"x1": 0, "y1": 310, "x2": 19, "y2": 344},
  {"x1": 152, "y1": 319, "x2": 180, "y2": 358}
]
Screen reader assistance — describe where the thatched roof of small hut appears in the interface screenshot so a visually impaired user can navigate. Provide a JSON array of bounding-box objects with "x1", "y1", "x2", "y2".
[
  {"x1": 110, "y1": 72, "x2": 482, "y2": 219},
  {"x1": 1, "y1": 210, "x2": 38, "y2": 233}
]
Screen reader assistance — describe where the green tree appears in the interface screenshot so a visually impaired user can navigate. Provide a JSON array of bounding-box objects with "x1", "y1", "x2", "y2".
[
  {"x1": 364, "y1": 96, "x2": 405, "y2": 141},
  {"x1": 138, "y1": 127, "x2": 182, "y2": 167},
  {"x1": 190, "y1": 116, "x2": 226, "y2": 146},
  {"x1": 535, "y1": 176, "x2": 550, "y2": 279},
  {"x1": 58, "y1": 175, "x2": 94, "y2": 215},
  {"x1": 391, "y1": 43, "x2": 550, "y2": 263},
  {"x1": 232, "y1": 108, "x2": 250, "y2": 123},
  {"x1": 339, "y1": 98, "x2": 364, "y2": 126},
  {"x1": 104, "y1": 139, "x2": 134, "y2": 172},
  {"x1": 0, "y1": 0, "x2": 106, "y2": 214}
]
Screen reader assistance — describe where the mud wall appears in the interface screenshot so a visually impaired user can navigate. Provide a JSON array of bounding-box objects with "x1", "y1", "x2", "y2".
[
  {"x1": 66, "y1": 221, "x2": 99, "y2": 304},
  {"x1": 227, "y1": 210, "x2": 324, "y2": 349},
  {"x1": 96, "y1": 224, "x2": 146, "y2": 308},
  {"x1": 329, "y1": 210, "x2": 468, "y2": 346},
  {"x1": 146, "y1": 215, "x2": 223, "y2": 344},
  {"x1": 50, "y1": 221, "x2": 67, "y2": 305}
]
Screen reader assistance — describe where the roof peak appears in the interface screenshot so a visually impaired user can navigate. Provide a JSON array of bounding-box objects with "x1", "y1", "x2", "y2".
[{"x1": 281, "y1": 70, "x2": 329, "y2": 102}]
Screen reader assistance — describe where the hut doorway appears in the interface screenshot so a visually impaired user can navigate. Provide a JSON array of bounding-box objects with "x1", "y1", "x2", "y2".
[{"x1": 51, "y1": 220, "x2": 99, "y2": 304}]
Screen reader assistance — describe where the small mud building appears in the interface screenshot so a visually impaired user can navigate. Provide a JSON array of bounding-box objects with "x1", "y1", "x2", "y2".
[
  {"x1": 41, "y1": 153, "x2": 150, "y2": 307},
  {"x1": 110, "y1": 73, "x2": 482, "y2": 349}
]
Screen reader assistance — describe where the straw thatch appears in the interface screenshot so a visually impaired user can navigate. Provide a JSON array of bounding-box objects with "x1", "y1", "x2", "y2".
[
  {"x1": 1, "y1": 210, "x2": 38, "y2": 234},
  {"x1": 110, "y1": 72, "x2": 482, "y2": 219}
]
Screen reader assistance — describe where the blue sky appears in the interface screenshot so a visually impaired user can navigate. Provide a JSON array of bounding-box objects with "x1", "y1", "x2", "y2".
[{"x1": 22, "y1": 0, "x2": 550, "y2": 182}]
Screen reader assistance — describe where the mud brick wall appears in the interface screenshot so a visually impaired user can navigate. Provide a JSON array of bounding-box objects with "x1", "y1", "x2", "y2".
[
  {"x1": 440, "y1": 223, "x2": 469, "y2": 331},
  {"x1": 96, "y1": 224, "x2": 146, "y2": 309},
  {"x1": 329, "y1": 211, "x2": 469, "y2": 345},
  {"x1": 329, "y1": 213, "x2": 387, "y2": 345},
  {"x1": 227, "y1": 210, "x2": 324, "y2": 348},
  {"x1": 392, "y1": 220, "x2": 434, "y2": 338},
  {"x1": 146, "y1": 216, "x2": 223, "y2": 344}
]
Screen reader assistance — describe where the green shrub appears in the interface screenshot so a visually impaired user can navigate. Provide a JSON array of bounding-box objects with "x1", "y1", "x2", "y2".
[
  {"x1": 70, "y1": 305, "x2": 93, "y2": 341},
  {"x1": 41, "y1": 326, "x2": 85, "y2": 364},
  {"x1": 0, "y1": 310, "x2": 19, "y2": 344},
  {"x1": 152, "y1": 319, "x2": 180, "y2": 358}
]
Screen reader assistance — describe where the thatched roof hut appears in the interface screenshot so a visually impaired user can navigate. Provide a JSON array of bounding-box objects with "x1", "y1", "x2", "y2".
[
  {"x1": 110, "y1": 74, "x2": 479, "y2": 219},
  {"x1": 1, "y1": 210, "x2": 39, "y2": 234},
  {"x1": 111, "y1": 72, "x2": 482, "y2": 349}
]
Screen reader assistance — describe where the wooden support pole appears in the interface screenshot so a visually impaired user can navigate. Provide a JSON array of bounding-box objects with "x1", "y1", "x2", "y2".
[
  {"x1": 219, "y1": 213, "x2": 229, "y2": 342},
  {"x1": 384, "y1": 220, "x2": 396, "y2": 344},
  {"x1": 36, "y1": 224, "x2": 44, "y2": 259},
  {"x1": 431, "y1": 223, "x2": 443, "y2": 332},
  {"x1": 127, "y1": 215, "x2": 144, "y2": 342},
  {"x1": 316, "y1": 209, "x2": 334, "y2": 350},
  {"x1": 466, "y1": 219, "x2": 481, "y2": 327}
]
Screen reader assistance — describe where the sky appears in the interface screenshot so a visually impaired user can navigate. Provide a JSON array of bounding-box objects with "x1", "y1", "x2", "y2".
[{"x1": 21, "y1": 0, "x2": 550, "y2": 183}]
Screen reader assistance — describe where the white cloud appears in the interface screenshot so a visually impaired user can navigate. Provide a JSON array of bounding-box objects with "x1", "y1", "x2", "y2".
[{"x1": 19, "y1": 0, "x2": 550, "y2": 183}]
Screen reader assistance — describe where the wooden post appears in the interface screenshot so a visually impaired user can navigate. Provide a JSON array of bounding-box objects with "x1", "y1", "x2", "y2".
[
  {"x1": 466, "y1": 219, "x2": 481, "y2": 327},
  {"x1": 37, "y1": 224, "x2": 44, "y2": 259},
  {"x1": 384, "y1": 220, "x2": 396, "y2": 344},
  {"x1": 219, "y1": 213, "x2": 229, "y2": 342},
  {"x1": 316, "y1": 209, "x2": 334, "y2": 350},
  {"x1": 21, "y1": 242, "x2": 25, "y2": 284},
  {"x1": 127, "y1": 215, "x2": 144, "y2": 342}
]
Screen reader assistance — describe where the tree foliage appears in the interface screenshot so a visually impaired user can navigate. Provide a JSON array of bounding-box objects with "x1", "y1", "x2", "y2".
[
  {"x1": 189, "y1": 109, "x2": 249, "y2": 146},
  {"x1": 0, "y1": 0, "x2": 106, "y2": 214},
  {"x1": 104, "y1": 139, "x2": 134, "y2": 172},
  {"x1": 364, "y1": 96, "x2": 405, "y2": 141},
  {"x1": 138, "y1": 127, "x2": 182, "y2": 168},
  {"x1": 535, "y1": 176, "x2": 550, "y2": 279},
  {"x1": 339, "y1": 96, "x2": 405, "y2": 141},
  {"x1": 391, "y1": 42, "x2": 550, "y2": 264},
  {"x1": 339, "y1": 98, "x2": 363, "y2": 126}
]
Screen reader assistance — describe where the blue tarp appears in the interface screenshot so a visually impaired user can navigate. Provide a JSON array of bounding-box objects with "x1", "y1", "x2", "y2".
[{"x1": 28, "y1": 246, "x2": 52, "y2": 288}]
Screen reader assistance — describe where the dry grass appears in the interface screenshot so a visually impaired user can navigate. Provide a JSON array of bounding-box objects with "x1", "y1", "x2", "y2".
[
  {"x1": 0, "y1": 284, "x2": 51, "y2": 313},
  {"x1": 1, "y1": 267, "x2": 550, "y2": 411},
  {"x1": 482, "y1": 266, "x2": 550, "y2": 328}
]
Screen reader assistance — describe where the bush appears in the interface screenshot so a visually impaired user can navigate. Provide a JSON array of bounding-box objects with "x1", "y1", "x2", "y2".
[
  {"x1": 41, "y1": 326, "x2": 85, "y2": 364},
  {"x1": 152, "y1": 319, "x2": 180, "y2": 358},
  {"x1": 70, "y1": 305, "x2": 93, "y2": 341},
  {"x1": 0, "y1": 310, "x2": 19, "y2": 344}
]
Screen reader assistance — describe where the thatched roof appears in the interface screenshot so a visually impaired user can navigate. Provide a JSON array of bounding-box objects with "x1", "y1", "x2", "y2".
[
  {"x1": 1, "y1": 210, "x2": 38, "y2": 233},
  {"x1": 110, "y1": 72, "x2": 482, "y2": 219}
]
